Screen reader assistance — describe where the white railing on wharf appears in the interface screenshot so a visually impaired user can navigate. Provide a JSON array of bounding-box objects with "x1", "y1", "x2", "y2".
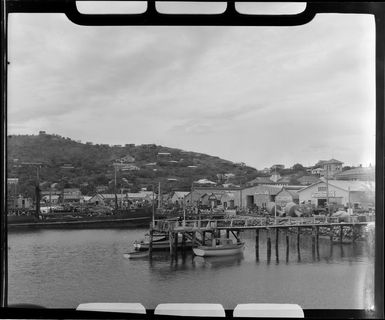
[{"x1": 152, "y1": 215, "x2": 369, "y2": 232}]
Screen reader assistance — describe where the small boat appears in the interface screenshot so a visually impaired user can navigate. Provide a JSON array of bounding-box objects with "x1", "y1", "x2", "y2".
[
  {"x1": 123, "y1": 250, "x2": 149, "y2": 259},
  {"x1": 134, "y1": 234, "x2": 193, "y2": 251},
  {"x1": 193, "y1": 238, "x2": 245, "y2": 257}
]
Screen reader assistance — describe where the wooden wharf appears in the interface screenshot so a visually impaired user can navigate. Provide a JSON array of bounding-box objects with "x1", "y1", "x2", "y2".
[{"x1": 148, "y1": 216, "x2": 371, "y2": 261}]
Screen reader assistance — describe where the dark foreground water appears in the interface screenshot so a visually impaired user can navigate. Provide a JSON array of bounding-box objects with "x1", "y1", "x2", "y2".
[{"x1": 8, "y1": 228, "x2": 374, "y2": 309}]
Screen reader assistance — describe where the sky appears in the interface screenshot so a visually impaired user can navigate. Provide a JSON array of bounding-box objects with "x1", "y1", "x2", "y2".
[{"x1": 7, "y1": 3, "x2": 376, "y2": 170}]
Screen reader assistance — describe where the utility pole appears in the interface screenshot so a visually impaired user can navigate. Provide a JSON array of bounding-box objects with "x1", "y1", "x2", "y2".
[
  {"x1": 21, "y1": 162, "x2": 43, "y2": 219},
  {"x1": 326, "y1": 165, "x2": 330, "y2": 216},
  {"x1": 152, "y1": 184, "x2": 155, "y2": 227},
  {"x1": 35, "y1": 165, "x2": 40, "y2": 218},
  {"x1": 158, "y1": 181, "x2": 161, "y2": 209}
]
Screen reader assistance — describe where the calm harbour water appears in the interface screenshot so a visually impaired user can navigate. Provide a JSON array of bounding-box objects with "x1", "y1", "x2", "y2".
[{"x1": 8, "y1": 228, "x2": 374, "y2": 309}]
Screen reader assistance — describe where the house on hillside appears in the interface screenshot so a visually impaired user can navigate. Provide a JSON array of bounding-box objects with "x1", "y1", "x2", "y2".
[
  {"x1": 277, "y1": 176, "x2": 292, "y2": 184},
  {"x1": 314, "y1": 159, "x2": 343, "y2": 178},
  {"x1": 271, "y1": 164, "x2": 285, "y2": 171},
  {"x1": 298, "y1": 175, "x2": 320, "y2": 185},
  {"x1": 311, "y1": 167, "x2": 325, "y2": 175},
  {"x1": 96, "y1": 185, "x2": 108, "y2": 193},
  {"x1": 270, "y1": 172, "x2": 281, "y2": 183},
  {"x1": 41, "y1": 194, "x2": 60, "y2": 205},
  {"x1": 63, "y1": 188, "x2": 82, "y2": 203},
  {"x1": 335, "y1": 166, "x2": 375, "y2": 181},
  {"x1": 246, "y1": 176, "x2": 275, "y2": 186},
  {"x1": 121, "y1": 154, "x2": 135, "y2": 163}
]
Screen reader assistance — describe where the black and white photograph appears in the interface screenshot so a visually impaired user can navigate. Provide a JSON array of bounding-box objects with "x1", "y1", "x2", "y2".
[{"x1": 3, "y1": 1, "x2": 382, "y2": 318}]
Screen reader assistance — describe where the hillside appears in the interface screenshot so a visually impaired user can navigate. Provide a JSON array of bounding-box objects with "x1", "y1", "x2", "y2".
[{"x1": 7, "y1": 133, "x2": 259, "y2": 197}]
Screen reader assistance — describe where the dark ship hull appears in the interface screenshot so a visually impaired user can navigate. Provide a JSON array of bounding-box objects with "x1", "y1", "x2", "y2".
[{"x1": 7, "y1": 208, "x2": 152, "y2": 230}]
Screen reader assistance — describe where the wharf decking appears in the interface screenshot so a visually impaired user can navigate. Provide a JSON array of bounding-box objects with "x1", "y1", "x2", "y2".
[
  {"x1": 153, "y1": 216, "x2": 369, "y2": 232},
  {"x1": 146, "y1": 215, "x2": 372, "y2": 261}
]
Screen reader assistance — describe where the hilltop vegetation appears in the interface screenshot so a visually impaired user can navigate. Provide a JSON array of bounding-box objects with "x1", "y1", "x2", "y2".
[{"x1": 7, "y1": 133, "x2": 259, "y2": 197}]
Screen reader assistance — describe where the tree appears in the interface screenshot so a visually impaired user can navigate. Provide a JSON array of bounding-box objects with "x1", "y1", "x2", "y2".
[{"x1": 292, "y1": 163, "x2": 305, "y2": 172}]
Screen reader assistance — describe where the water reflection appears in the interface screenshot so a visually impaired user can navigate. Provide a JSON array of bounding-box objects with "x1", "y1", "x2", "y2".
[
  {"x1": 193, "y1": 253, "x2": 244, "y2": 269},
  {"x1": 8, "y1": 228, "x2": 374, "y2": 309}
]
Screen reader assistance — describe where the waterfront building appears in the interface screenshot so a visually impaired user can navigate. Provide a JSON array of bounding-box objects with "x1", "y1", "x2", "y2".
[
  {"x1": 297, "y1": 179, "x2": 374, "y2": 210},
  {"x1": 170, "y1": 191, "x2": 190, "y2": 205},
  {"x1": 200, "y1": 193, "x2": 223, "y2": 208},
  {"x1": 275, "y1": 188, "x2": 299, "y2": 207},
  {"x1": 184, "y1": 186, "x2": 242, "y2": 208},
  {"x1": 8, "y1": 195, "x2": 33, "y2": 210},
  {"x1": 221, "y1": 192, "x2": 236, "y2": 209},
  {"x1": 88, "y1": 192, "x2": 153, "y2": 207},
  {"x1": 241, "y1": 185, "x2": 282, "y2": 208}
]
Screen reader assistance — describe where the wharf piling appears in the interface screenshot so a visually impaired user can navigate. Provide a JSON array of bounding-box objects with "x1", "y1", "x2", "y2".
[
  {"x1": 267, "y1": 229, "x2": 272, "y2": 263},
  {"x1": 255, "y1": 229, "x2": 259, "y2": 261},
  {"x1": 149, "y1": 216, "x2": 369, "y2": 262},
  {"x1": 285, "y1": 230, "x2": 289, "y2": 263},
  {"x1": 275, "y1": 228, "x2": 279, "y2": 262},
  {"x1": 297, "y1": 227, "x2": 301, "y2": 262}
]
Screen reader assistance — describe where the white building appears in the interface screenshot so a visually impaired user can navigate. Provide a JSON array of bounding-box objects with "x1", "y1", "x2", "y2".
[{"x1": 297, "y1": 179, "x2": 374, "y2": 210}]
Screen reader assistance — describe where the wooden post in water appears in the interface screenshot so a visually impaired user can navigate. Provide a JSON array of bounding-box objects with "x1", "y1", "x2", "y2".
[
  {"x1": 285, "y1": 229, "x2": 289, "y2": 263},
  {"x1": 169, "y1": 231, "x2": 173, "y2": 256},
  {"x1": 267, "y1": 229, "x2": 271, "y2": 263},
  {"x1": 236, "y1": 230, "x2": 240, "y2": 243},
  {"x1": 311, "y1": 227, "x2": 316, "y2": 260},
  {"x1": 182, "y1": 233, "x2": 186, "y2": 253},
  {"x1": 297, "y1": 227, "x2": 301, "y2": 262},
  {"x1": 339, "y1": 225, "x2": 343, "y2": 244},
  {"x1": 174, "y1": 232, "x2": 178, "y2": 257},
  {"x1": 352, "y1": 225, "x2": 356, "y2": 243},
  {"x1": 255, "y1": 229, "x2": 259, "y2": 261},
  {"x1": 316, "y1": 226, "x2": 320, "y2": 259},
  {"x1": 275, "y1": 228, "x2": 279, "y2": 262},
  {"x1": 202, "y1": 231, "x2": 206, "y2": 246},
  {"x1": 226, "y1": 229, "x2": 230, "y2": 239},
  {"x1": 149, "y1": 228, "x2": 153, "y2": 259},
  {"x1": 329, "y1": 226, "x2": 334, "y2": 243}
]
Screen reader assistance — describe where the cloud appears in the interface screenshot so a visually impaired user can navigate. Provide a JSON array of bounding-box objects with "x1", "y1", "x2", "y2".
[{"x1": 7, "y1": 13, "x2": 376, "y2": 168}]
